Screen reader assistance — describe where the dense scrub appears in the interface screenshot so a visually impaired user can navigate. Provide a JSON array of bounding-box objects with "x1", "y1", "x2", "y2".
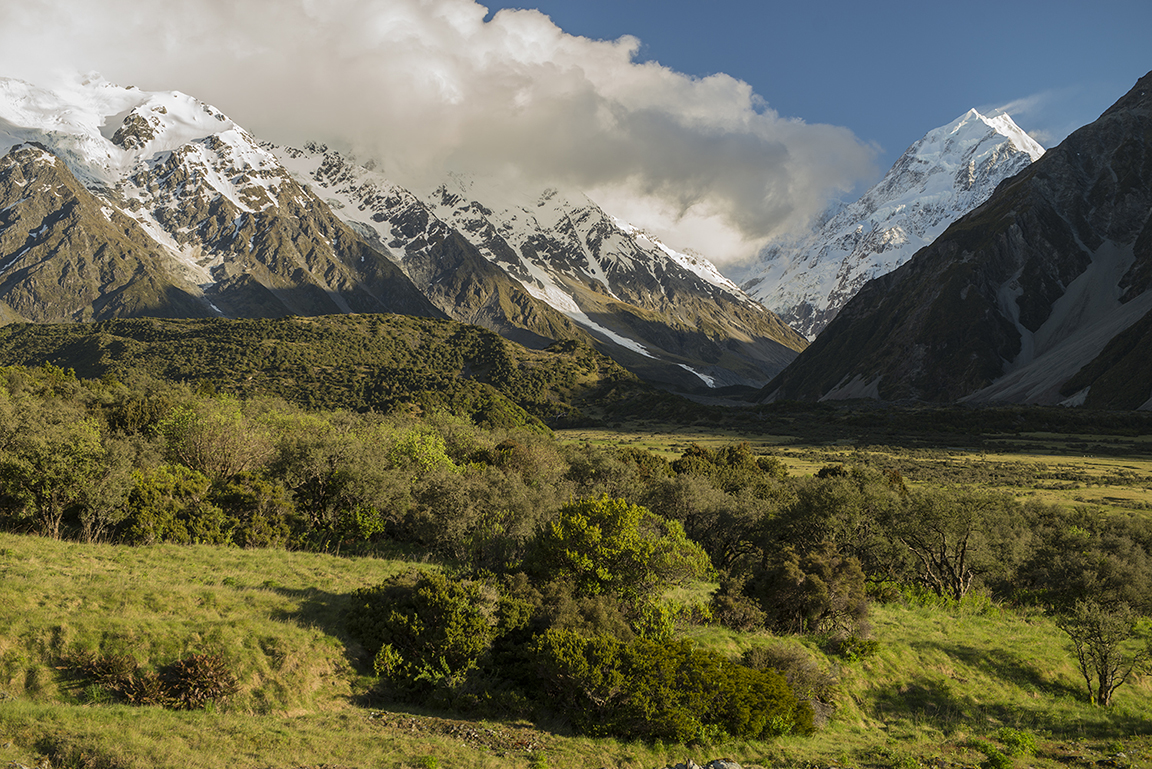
[
  {"x1": 0, "y1": 362, "x2": 1149, "y2": 744},
  {"x1": 0, "y1": 315, "x2": 699, "y2": 430}
]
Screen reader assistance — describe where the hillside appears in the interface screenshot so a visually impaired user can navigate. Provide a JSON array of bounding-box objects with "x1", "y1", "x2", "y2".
[
  {"x1": 0, "y1": 533, "x2": 1148, "y2": 769},
  {"x1": 0, "y1": 314, "x2": 688, "y2": 428}
]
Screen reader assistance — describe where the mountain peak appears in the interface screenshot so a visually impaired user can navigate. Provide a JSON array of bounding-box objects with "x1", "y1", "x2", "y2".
[{"x1": 742, "y1": 107, "x2": 1044, "y2": 339}]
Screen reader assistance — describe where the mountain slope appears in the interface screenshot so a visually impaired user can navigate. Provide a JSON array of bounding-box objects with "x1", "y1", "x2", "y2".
[
  {"x1": 279, "y1": 145, "x2": 805, "y2": 389},
  {"x1": 0, "y1": 142, "x2": 211, "y2": 321},
  {"x1": 762, "y1": 71, "x2": 1152, "y2": 406},
  {"x1": 0, "y1": 314, "x2": 689, "y2": 428},
  {"x1": 0, "y1": 77, "x2": 441, "y2": 322},
  {"x1": 743, "y1": 109, "x2": 1043, "y2": 339},
  {"x1": 1, "y1": 75, "x2": 800, "y2": 392}
]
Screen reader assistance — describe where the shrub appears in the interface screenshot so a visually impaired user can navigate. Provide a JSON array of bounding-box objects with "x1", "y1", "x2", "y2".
[
  {"x1": 742, "y1": 643, "x2": 839, "y2": 724},
  {"x1": 994, "y1": 728, "x2": 1037, "y2": 758},
  {"x1": 61, "y1": 651, "x2": 238, "y2": 710},
  {"x1": 528, "y1": 629, "x2": 813, "y2": 742},
  {"x1": 160, "y1": 652, "x2": 240, "y2": 710},
  {"x1": 749, "y1": 542, "x2": 870, "y2": 636},
  {"x1": 347, "y1": 570, "x2": 500, "y2": 694},
  {"x1": 528, "y1": 496, "x2": 712, "y2": 601},
  {"x1": 122, "y1": 464, "x2": 232, "y2": 545}
]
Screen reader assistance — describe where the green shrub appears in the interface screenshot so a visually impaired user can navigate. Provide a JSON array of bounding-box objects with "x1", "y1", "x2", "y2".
[
  {"x1": 122, "y1": 464, "x2": 232, "y2": 545},
  {"x1": 994, "y1": 728, "x2": 1038, "y2": 758},
  {"x1": 528, "y1": 496, "x2": 712, "y2": 601},
  {"x1": 347, "y1": 570, "x2": 499, "y2": 694},
  {"x1": 742, "y1": 643, "x2": 839, "y2": 724},
  {"x1": 528, "y1": 629, "x2": 813, "y2": 742}
]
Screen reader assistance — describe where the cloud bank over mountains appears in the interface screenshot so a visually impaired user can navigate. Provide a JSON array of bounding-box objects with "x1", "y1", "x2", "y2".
[{"x1": 0, "y1": 0, "x2": 876, "y2": 263}]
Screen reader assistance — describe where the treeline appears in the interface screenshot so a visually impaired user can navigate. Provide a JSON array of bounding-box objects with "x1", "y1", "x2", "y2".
[{"x1": 3, "y1": 363, "x2": 1151, "y2": 734}]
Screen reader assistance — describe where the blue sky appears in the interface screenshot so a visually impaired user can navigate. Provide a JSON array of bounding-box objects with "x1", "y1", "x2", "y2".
[
  {"x1": 0, "y1": 0, "x2": 1147, "y2": 265},
  {"x1": 484, "y1": 0, "x2": 1151, "y2": 173}
]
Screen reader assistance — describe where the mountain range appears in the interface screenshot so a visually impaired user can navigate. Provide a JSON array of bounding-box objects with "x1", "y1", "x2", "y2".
[
  {"x1": 741, "y1": 108, "x2": 1044, "y2": 339},
  {"x1": 4, "y1": 70, "x2": 1152, "y2": 410},
  {"x1": 0, "y1": 75, "x2": 803, "y2": 393},
  {"x1": 763, "y1": 71, "x2": 1152, "y2": 408}
]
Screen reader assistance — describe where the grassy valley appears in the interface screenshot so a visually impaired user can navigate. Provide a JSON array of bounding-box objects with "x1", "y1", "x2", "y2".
[{"x1": 0, "y1": 318, "x2": 1149, "y2": 768}]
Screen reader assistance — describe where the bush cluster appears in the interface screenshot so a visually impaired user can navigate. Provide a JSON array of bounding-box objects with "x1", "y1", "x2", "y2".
[{"x1": 62, "y1": 651, "x2": 238, "y2": 710}]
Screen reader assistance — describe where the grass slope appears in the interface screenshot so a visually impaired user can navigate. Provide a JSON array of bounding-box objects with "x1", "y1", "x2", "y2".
[{"x1": 1, "y1": 533, "x2": 1149, "y2": 769}]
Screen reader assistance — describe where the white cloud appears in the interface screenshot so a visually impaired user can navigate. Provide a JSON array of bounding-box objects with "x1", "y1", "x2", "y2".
[
  {"x1": 981, "y1": 85, "x2": 1102, "y2": 151},
  {"x1": 0, "y1": 0, "x2": 875, "y2": 264}
]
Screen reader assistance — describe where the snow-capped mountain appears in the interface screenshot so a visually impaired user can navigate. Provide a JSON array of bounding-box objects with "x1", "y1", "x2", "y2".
[
  {"x1": 0, "y1": 75, "x2": 439, "y2": 320},
  {"x1": 742, "y1": 109, "x2": 1045, "y2": 339},
  {"x1": 0, "y1": 75, "x2": 803, "y2": 391},
  {"x1": 763, "y1": 71, "x2": 1152, "y2": 407},
  {"x1": 275, "y1": 144, "x2": 805, "y2": 388}
]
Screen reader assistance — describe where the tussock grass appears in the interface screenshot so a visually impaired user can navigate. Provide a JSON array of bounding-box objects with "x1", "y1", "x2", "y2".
[{"x1": 1, "y1": 533, "x2": 1150, "y2": 769}]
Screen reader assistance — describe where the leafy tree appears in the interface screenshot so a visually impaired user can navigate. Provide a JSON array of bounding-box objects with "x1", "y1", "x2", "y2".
[
  {"x1": 155, "y1": 395, "x2": 272, "y2": 479},
  {"x1": 210, "y1": 472, "x2": 295, "y2": 548},
  {"x1": 0, "y1": 403, "x2": 106, "y2": 539},
  {"x1": 750, "y1": 542, "x2": 869, "y2": 635},
  {"x1": 1055, "y1": 600, "x2": 1149, "y2": 706},
  {"x1": 887, "y1": 489, "x2": 1016, "y2": 602},
  {"x1": 767, "y1": 469, "x2": 902, "y2": 582},
  {"x1": 529, "y1": 496, "x2": 712, "y2": 601},
  {"x1": 645, "y1": 474, "x2": 773, "y2": 571},
  {"x1": 265, "y1": 412, "x2": 409, "y2": 545}
]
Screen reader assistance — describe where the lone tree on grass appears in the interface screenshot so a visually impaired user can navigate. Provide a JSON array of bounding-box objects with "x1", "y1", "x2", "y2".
[{"x1": 1055, "y1": 600, "x2": 1149, "y2": 706}]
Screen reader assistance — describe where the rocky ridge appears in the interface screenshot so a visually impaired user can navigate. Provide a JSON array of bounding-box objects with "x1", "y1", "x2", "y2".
[
  {"x1": 1, "y1": 75, "x2": 803, "y2": 392},
  {"x1": 276, "y1": 143, "x2": 806, "y2": 389}
]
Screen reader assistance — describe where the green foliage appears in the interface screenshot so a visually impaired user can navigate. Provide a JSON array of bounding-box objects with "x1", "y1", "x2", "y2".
[
  {"x1": 528, "y1": 629, "x2": 813, "y2": 742},
  {"x1": 750, "y1": 542, "x2": 870, "y2": 636},
  {"x1": 1055, "y1": 600, "x2": 1149, "y2": 706},
  {"x1": 123, "y1": 464, "x2": 232, "y2": 545},
  {"x1": 530, "y1": 495, "x2": 712, "y2": 601},
  {"x1": 347, "y1": 570, "x2": 500, "y2": 694},
  {"x1": 741, "y1": 643, "x2": 839, "y2": 720},
  {"x1": 994, "y1": 728, "x2": 1038, "y2": 758},
  {"x1": 0, "y1": 399, "x2": 106, "y2": 539},
  {"x1": 0, "y1": 315, "x2": 665, "y2": 429},
  {"x1": 970, "y1": 739, "x2": 1014, "y2": 769},
  {"x1": 388, "y1": 428, "x2": 457, "y2": 473},
  {"x1": 210, "y1": 473, "x2": 295, "y2": 548},
  {"x1": 155, "y1": 396, "x2": 272, "y2": 480}
]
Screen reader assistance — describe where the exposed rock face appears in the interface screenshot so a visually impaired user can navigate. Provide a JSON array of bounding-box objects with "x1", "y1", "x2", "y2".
[
  {"x1": 742, "y1": 109, "x2": 1043, "y2": 339},
  {"x1": 762, "y1": 71, "x2": 1152, "y2": 406},
  {"x1": 0, "y1": 77, "x2": 443, "y2": 323},
  {"x1": 0, "y1": 143, "x2": 209, "y2": 321},
  {"x1": 1, "y1": 75, "x2": 801, "y2": 392},
  {"x1": 282, "y1": 146, "x2": 805, "y2": 390}
]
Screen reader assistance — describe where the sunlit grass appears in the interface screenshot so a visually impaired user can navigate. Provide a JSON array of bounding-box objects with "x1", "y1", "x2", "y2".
[{"x1": 1, "y1": 532, "x2": 1150, "y2": 768}]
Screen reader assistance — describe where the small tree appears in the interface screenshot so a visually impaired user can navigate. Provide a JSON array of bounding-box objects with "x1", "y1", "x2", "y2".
[
  {"x1": 530, "y1": 496, "x2": 712, "y2": 601},
  {"x1": 1055, "y1": 600, "x2": 1149, "y2": 706}
]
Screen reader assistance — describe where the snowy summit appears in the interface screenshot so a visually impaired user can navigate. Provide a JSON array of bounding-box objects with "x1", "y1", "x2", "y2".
[{"x1": 742, "y1": 108, "x2": 1044, "y2": 339}]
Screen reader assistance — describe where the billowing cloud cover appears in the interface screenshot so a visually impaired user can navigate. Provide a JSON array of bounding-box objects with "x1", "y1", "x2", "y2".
[{"x1": 0, "y1": 0, "x2": 876, "y2": 263}]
